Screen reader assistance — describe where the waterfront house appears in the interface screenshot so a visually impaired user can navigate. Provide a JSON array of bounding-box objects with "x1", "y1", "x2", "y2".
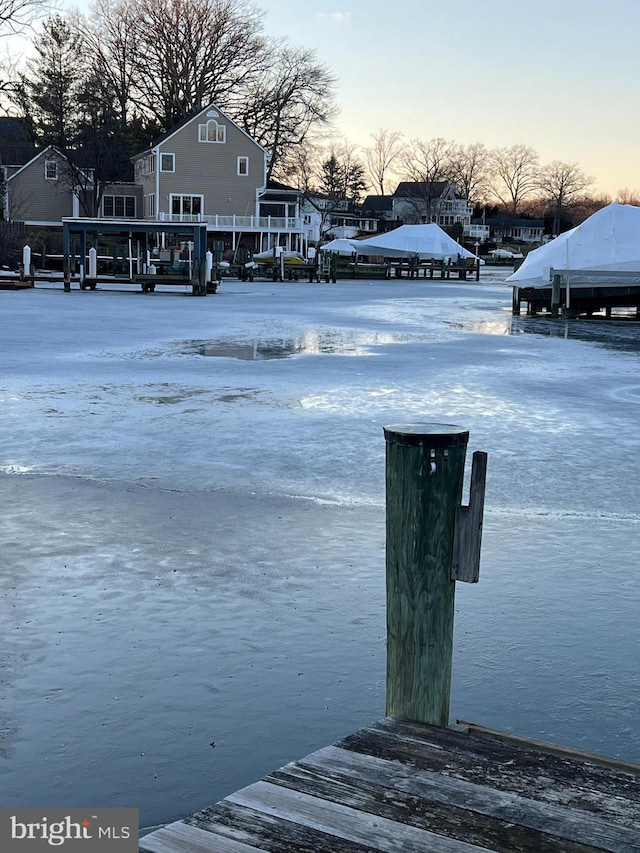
[{"x1": 3, "y1": 104, "x2": 306, "y2": 257}]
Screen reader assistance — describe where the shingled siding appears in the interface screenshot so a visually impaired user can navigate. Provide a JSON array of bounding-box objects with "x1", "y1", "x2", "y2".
[
  {"x1": 155, "y1": 113, "x2": 266, "y2": 218},
  {"x1": 9, "y1": 154, "x2": 74, "y2": 222}
]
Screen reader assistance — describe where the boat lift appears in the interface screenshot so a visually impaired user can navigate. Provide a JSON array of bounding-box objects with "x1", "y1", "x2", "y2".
[{"x1": 61, "y1": 218, "x2": 210, "y2": 295}]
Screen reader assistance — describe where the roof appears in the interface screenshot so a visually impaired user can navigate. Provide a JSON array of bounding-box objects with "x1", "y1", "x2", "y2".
[
  {"x1": 393, "y1": 181, "x2": 451, "y2": 199},
  {"x1": 361, "y1": 195, "x2": 393, "y2": 212},
  {"x1": 266, "y1": 179, "x2": 299, "y2": 193},
  {"x1": 261, "y1": 179, "x2": 302, "y2": 200},
  {"x1": 132, "y1": 102, "x2": 269, "y2": 160},
  {"x1": 0, "y1": 117, "x2": 36, "y2": 166},
  {"x1": 482, "y1": 216, "x2": 544, "y2": 228},
  {"x1": 7, "y1": 145, "x2": 97, "y2": 182}
]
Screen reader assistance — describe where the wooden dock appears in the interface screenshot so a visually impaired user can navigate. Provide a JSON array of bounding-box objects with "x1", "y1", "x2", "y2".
[
  {"x1": 139, "y1": 716, "x2": 640, "y2": 852},
  {"x1": 512, "y1": 269, "x2": 640, "y2": 318},
  {"x1": 139, "y1": 425, "x2": 639, "y2": 852},
  {"x1": 0, "y1": 277, "x2": 34, "y2": 290}
]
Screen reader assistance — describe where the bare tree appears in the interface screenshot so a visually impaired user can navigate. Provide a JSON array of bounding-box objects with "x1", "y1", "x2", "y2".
[
  {"x1": 237, "y1": 43, "x2": 337, "y2": 180},
  {"x1": 448, "y1": 142, "x2": 491, "y2": 205},
  {"x1": 538, "y1": 160, "x2": 593, "y2": 235},
  {"x1": 615, "y1": 188, "x2": 640, "y2": 206},
  {"x1": 123, "y1": 0, "x2": 269, "y2": 128},
  {"x1": 0, "y1": 0, "x2": 48, "y2": 34},
  {"x1": 399, "y1": 137, "x2": 454, "y2": 222},
  {"x1": 363, "y1": 128, "x2": 404, "y2": 196},
  {"x1": 488, "y1": 144, "x2": 540, "y2": 215},
  {"x1": 274, "y1": 137, "x2": 324, "y2": 192},
  {"x1": 82, "y1": 0, "x2": 139, "y2": 136}
]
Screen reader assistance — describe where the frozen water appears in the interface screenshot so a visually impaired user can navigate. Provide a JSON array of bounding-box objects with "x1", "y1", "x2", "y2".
[{"x1": 0, "y1": 271, "x2": 638, "y2": 827}]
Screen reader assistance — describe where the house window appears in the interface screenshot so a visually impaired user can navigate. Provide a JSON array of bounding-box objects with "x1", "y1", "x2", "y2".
[
  {"x1": 160, "y1": 153, "x2": 175, "y2": 172},
  {"x1": 145, "y1": 193, "x2": 155, "y2": 217},
  {"x1": 237, "y1": 156, "x2": 249, "y2": 176},
  {"x1": 170, "y1": 194, "x2": 203, "y2": 218},
  {"x1": 45, "y1": 160, "x2": 58, "y2": 181},
  {"x1": 102, "y1": 195, "x2": 136, "y2": 218},
  {"x1": 198, "y1": 119, "x2": 225, "y2": 143}
]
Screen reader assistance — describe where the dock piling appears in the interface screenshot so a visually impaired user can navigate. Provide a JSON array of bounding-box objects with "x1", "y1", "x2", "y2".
[{"x1": 384, "y1": 423, "x2": 486, "y2": 726}]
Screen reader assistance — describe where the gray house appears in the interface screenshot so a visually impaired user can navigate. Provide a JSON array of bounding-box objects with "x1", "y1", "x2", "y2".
[
  {"x1": 131, "y1": 103, "x2": 305, "y2": 254},
  {"x1": 6, "y1": 145, "x2": 141, "y2": 225},
  {"x1": 4, "y1": 104, "x2": 306, "y2": 256},
  {"x1": 392, "y1": 182, "x2": 472, "y2": 229}
]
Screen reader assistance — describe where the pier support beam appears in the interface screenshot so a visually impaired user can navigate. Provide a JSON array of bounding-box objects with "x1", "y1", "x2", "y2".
[{"x1": 384, "y1": 423, "x2": 470, "y2": 726}]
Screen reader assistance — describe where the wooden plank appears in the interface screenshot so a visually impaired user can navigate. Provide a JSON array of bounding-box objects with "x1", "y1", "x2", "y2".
[
  {"x1": 550, "y1": 268, "x2": 640, "y2": 279},
  {"x1": 451, "y1": 450, "x2": 487, "y2": 583},
  {"x1": 298, "y1": 745, "x2": 640, "y2": 853},
  {"x1": 456, "y1": 720, "x2": 640, "y2": 776},
  {"x1": 226, "y1": 779, "x2": 496, "y2": 852},
  {"x1": 139, "y1": 819, "x2": 263, "y2": 852},
  {"x1": 266, "y1": 757, "x2": 597, "y2": 853},
  {"x1": 190, "y1": 801, "x2": 381, "y2": 853},
  {"x1": 361, "y1": 719, "x2": 640, "y2": 818}
]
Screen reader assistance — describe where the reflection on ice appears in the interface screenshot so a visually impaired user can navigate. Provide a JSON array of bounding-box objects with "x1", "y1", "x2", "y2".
[
  {"x1": 447, "y1": 315, "x2": 640, "y2": 355},
  {"x1": 509, "y1": 317, "x2": 640, "y2": 354},
  {"x1": 181, "y1": 329, "x2": 420, "y2": 360}
]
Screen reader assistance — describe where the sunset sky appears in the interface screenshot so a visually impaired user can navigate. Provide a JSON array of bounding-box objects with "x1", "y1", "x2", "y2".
[{"x1": 52, "y1": 0, "x2": 640, "y2": 196}]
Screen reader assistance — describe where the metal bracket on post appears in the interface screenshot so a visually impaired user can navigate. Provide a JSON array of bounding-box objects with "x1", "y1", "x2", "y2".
[{"x1": 451, "y1": 451, "x2": 488, "y2": 583}]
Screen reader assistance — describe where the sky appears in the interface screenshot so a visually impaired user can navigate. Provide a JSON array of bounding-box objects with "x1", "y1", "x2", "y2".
[{"x1": 34, "y1": 0, "x2": 640, "y2": 196}]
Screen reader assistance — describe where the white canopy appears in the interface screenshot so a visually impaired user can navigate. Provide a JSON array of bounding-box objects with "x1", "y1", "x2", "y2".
[
  {"x1": 507, "y1": 203, "x2": 640, "y2": 287},
  {"x1": 354, "y1": 224, "x2": 476, "y2": 261},
  {"x1": 318, "y1": 238, "x2": 359, "y2": 255},
  {"x1": 489, "y1": 248, "x2": 524, "y2": 259}
]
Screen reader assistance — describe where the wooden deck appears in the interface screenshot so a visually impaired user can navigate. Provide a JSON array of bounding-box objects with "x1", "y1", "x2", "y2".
[
  {"x1": 0, "y1": 277, "x2": 34, "y2": 290},
  {"x1": 138, "y1": 716, "x2": 640, "y2": 852}
]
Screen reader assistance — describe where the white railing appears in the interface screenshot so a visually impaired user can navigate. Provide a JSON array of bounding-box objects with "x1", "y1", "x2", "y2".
[
  {"x1": 156, "y1": 213, "x2": 303, "y2": 231},
  {"x1": 440, "y1": 201, "x2": 473, "y2": 216}
]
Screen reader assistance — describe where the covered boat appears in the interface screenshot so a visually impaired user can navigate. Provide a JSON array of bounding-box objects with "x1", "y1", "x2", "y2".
[
  {"x1": 318, "y1": 238, "x2": 360, "y2": 255},
  {"x1": 354, "y1": 224, "x2": 477, "y2": 261},
  {"x1": 507, "y1": 204, "x2": 640, "y2": 287},
  {"x1": 252, "y1": 249, "x2": 306, "y2": 265}
]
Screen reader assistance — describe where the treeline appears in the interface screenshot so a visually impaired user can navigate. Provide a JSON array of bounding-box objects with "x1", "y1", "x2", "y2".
[
  {"x1": 2, "y1": 0, "x2": 638, "y2": 232},
  {"x1": 291, "y1": 135, "x2": 639, "y2": 235},
  {"x1": 4, "y1": 0, "x2": 336, "y2": 212}
]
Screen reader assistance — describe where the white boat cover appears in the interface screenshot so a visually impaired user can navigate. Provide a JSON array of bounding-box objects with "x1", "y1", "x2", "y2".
[
  {"x1": 253, "y1": 249, "x2": 306, "y2": 264},
  {"x1": 354, "y1": 224, "x2": 476, "y2": 261},
  {"x1": 507, "y1": 203, "x2": 640, "y2": 288},
  {"x1": 318, "y1": 238, "x2": 360, "y2": 255}
]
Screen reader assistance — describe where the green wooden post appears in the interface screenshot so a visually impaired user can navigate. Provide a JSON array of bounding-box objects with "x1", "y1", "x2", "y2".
[
  {"x1": 384, "y1": 423, "x2": 469, "y2": 726},
  {"x1": 511, "y1": 285, "x2": 521, "y2": 316},
  {"x1": 551, "y1": 273, "x2": 561, "y2": 318}
]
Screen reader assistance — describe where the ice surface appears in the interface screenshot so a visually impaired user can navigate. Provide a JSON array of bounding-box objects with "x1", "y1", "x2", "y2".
[{"x1": 0, "y1": 272, "x2": 638, "y2": 826}]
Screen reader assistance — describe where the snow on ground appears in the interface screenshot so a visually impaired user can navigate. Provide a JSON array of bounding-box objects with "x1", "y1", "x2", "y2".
[{"x1": 1, "y1": 271, "x2": 639, "y2": 827}]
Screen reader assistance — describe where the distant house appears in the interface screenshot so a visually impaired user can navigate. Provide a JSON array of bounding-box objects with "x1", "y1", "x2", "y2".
[
  {"x1": 473, "y1": 215, "x2": 545, "y2": 244},
  {"x1": 4, "y1": 104, "x2": 307, "y2": 255},
  {"x1": 301, "y1": 194, "x2": 379, "y2": 242},
  {"x1": 360, "y1": 196, "x2": 401, "y2": 232},
  {"x1": 392, "y1": 182, "x2": 472, "y2": 229}
]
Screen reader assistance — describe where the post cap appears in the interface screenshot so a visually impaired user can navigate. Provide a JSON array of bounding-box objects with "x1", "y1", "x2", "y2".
[{"x1": 383, "y1": 423, "x2": 469, "y2": 448}]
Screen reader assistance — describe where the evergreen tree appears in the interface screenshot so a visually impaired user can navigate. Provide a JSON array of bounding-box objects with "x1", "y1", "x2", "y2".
[{"x1": 16, "y1": 15, "x2": 85, "y2": 148}]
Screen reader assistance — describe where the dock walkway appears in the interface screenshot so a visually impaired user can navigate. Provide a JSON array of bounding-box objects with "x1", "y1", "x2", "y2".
[{"x1": 139, "y1": 716, "x2": 640, "y2": 852}]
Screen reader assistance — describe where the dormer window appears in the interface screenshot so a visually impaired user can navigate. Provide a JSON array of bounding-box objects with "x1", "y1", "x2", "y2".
[
  {"x1": 45, "y1": 160, "x2": 58, "y2": 181},
  {"x1": 198, "y1": 119, "x2": 225, "y2": 143}
]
